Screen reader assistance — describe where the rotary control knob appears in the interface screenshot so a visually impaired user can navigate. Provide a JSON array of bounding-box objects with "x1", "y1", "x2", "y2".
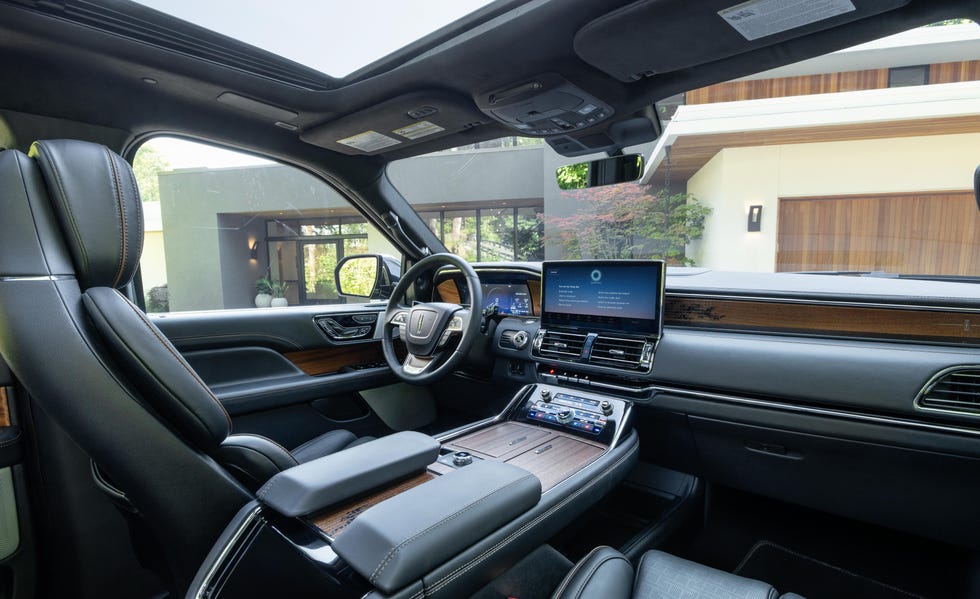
[
  {"x1": 452, "y1": 451, "x2": 473, "y2": 467},
  {"x1": 540, "y1": 389, "x2": 552, "y2": 402},
  {"x1": 512, "y1": 330, "x2": 529, "y2": 349},
  {"x1": 557, "y1": 410, "x2": 574, "y2": 424},
  {"x1": 600, "y1": 400, "x2": 613, "y2": 416}
]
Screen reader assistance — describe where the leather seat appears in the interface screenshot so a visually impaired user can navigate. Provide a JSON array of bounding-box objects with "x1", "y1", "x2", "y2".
[
  {"x1": 2, "y1": 139, "x2": 370, "y2": 489},
  {"x1": 553, "y1": 548, "x2": 805, "y2": 599}
]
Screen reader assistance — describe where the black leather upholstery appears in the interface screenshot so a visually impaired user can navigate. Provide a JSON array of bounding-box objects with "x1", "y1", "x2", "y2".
[
  {"x1": 0, "y1": 145, "x2": 252, "y2": 591},
  {"x1": 551, "y1": 546, "x2": 633, "y2": 599},
  {"x1": 553, "y1": 549, "x2": 805, "y2": 599},
  {"x1": 30, "y1": 140, "x2": 144, "y2": 290},
  {"x1": 290, "y1": 428, "x2": 373, "y2": 462},
  {"x1": 23, "y1": 139, "x2": 370, "y2": 484},
  {"x1": 83, "y1": 287, "x2": 232, "y2": 449},
  {"x1": 334, "y1": 461, "x2": 542, "y2": 595},
  {"x1": 213, "y1": 434, "x2": 299, "y2": 491},
  {"x1": 0, "y1": 140, "x2": 371, "y2": 588}
]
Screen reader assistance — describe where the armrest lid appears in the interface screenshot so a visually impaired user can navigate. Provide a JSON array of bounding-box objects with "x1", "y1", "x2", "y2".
[
  {"x1": 257, "y1": 431, "x2": 439, "y2": 516},
  {"x1": 332, "y1": 460, "x2": 541, "y2": 594}
]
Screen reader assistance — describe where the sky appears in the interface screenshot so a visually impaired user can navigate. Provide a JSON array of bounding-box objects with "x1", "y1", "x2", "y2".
[{"x1": 132, "y1": 0, "x2": 496, "y2": 77}]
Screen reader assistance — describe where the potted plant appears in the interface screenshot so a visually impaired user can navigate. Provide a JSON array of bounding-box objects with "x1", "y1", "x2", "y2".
[
  {"x1": 270, "y1": 280, "x2": 289, "y2": 307},
  {"x1": 254, "y1": 277, "x2": 273, "y2": 308}
]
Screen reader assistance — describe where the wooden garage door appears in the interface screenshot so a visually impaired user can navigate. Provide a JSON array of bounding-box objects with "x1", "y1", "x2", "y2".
[{"x1": 777, "y1": 191, "x2": 980, "y2": 275}]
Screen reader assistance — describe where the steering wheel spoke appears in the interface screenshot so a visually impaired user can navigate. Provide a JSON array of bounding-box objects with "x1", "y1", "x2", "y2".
[{"x1": 381, "y1": 254, "x2": 483, "y2": 384}]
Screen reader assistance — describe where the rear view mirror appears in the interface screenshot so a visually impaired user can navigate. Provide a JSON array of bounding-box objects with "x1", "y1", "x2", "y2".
[
  {"x1": 335, "y1": 254, "x2": 401, "y2": 300},
  {"x1": 556, "y1": 154, "x2": 644, "y2": 190}
]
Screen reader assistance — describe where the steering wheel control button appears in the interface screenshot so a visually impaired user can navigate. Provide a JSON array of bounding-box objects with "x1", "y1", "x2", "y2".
[{"x1": 452, "y1": 451, "x2": 473, "y2": 467}]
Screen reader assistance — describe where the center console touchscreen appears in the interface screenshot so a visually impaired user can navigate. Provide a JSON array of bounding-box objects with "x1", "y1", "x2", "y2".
[{"x1": 541, "y1": 260, "x2": 665, "y2": 337}]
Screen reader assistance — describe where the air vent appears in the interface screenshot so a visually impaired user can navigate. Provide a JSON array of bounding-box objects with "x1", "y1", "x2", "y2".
[
  {"x1": 534, "y1": 330, "x2": 587, "y2": 359},
  {"x1": 589, "y1": 335, "x2": 649, "y2": 370},
  {"x1": 917, "y1": 367, "x2": 980, "y2": 415},
  {"x1": 499, "y1": 330, "x2": 529, "y2": 350}
]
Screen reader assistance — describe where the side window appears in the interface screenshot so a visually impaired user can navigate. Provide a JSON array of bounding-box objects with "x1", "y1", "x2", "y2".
[{"x1": 134, "y1": 137, "x2": 401, "y2": 313}]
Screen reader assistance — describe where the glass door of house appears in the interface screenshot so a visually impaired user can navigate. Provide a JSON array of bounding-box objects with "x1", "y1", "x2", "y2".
[{"x1": 297, "y1": 240, "x2": 343, "y2": 304}]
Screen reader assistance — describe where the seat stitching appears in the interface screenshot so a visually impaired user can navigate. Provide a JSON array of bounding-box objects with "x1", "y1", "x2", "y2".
[
  {"x1": 551, "y1": 545, "x2": 605, "y2": 599},
  {"x1": 113, "y1": 289, "x2": 233, "y2": 430},
  {"x1": 252, "y1": 434, "x2": 300, "y2": 465},
  {"x1": 416, "y1": 445, "x2": 635, "y2": 598},
  {"x1": 123, "y1": 155, "x2": 144, "y2": 267},
  {"x1": 103, "y1": 147, "x2": 127, "y2": 288},
  {"x1": 570, "y1": 554, "x2": 630, "y2": 599},
  {"x1": 370, "y1": 473, "x2": 538, "y2": 584},
  {"x1": 33, "y1": 143, "x2": 90, "y2": 274}
]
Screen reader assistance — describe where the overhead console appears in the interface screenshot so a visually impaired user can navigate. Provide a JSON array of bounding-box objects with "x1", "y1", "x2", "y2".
[
  {"x1": 532, "y1": 260, "x2": 665, "y2": 378},
  {"x1": 476, "y1": 73, "x2": 614, "y2": 137}
]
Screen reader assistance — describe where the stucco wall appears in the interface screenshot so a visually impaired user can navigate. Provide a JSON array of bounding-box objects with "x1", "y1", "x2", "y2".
[{"x1": 687, "y1": 131, "x2": 980, "y2": 271}]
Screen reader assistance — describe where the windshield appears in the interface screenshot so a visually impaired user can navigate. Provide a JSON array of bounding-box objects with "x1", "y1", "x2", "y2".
[{"x1": 387, "y1": 22, "x2": 980, "y2": 279}]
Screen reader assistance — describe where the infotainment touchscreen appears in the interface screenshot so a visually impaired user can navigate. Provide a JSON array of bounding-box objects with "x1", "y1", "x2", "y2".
[{"x1": 541, "y1": 260, "x2": 665, "y2": 336}]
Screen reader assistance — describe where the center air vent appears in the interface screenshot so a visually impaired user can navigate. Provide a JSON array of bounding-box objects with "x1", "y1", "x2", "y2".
[
  {"x1": 533, "y1": 330, "x2": 587, "y2": 359},
  {"x1": 916, "y1": 367, "x2": 980, "y2": 415},
  {"x1": 589, "y1": 335, "x2": 652, "y2": 371}
]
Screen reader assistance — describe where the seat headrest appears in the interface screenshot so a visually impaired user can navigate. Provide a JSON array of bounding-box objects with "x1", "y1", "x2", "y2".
[{"x1": 29, "y1": 140, "x2": 144, "y2": 290}]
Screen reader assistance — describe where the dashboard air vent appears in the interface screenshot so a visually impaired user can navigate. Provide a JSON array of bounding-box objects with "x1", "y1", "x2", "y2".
[
  {"x1": 589, "y1": 335, "x2": 649, "y2": 370},
  {"x1": 917, "y1": 367, "x2": 980, "y2": 415},
  {"x1": 535, "y1": 330, "x2": 587, "y2": 359}
]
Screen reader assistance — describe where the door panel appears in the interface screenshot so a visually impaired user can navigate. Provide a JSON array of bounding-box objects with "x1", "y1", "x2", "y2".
[{"x1": 153, "y1": 304, "x2": 399, "y2": 445}]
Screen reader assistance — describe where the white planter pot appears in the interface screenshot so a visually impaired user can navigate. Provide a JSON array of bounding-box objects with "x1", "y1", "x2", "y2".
[
  {"x1": 270, "y1": 297, "x2": 288, "y2": 308},
  {"x1": 254, "y1": 293, "x2": 273, "y2": 308}
]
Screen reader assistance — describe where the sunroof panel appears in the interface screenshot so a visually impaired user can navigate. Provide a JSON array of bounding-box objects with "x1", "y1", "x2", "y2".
[{"x1": 131, "y1": 0, "x2": 498, "y2": 78}]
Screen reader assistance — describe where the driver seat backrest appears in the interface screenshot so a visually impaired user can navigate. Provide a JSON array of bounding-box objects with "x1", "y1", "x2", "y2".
[
  {"x1": 0, "y1": 141, "x2": 251, "y2": 591},
  {"x1": 25, "y1": 140, "x2": 368, "y2": 489}
]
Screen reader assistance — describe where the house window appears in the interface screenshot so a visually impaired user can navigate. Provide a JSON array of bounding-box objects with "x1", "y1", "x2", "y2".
[{"x1": 888, "y1": 65, "x2": 929, "y2": 87}]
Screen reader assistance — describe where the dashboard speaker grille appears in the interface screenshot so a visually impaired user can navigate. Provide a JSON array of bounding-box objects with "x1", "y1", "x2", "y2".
[{"x1": 917, "y1": 367, "x2": 980, "y2": 415}]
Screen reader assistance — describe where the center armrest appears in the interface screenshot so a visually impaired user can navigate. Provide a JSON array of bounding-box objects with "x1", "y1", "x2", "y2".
[
  {"x1": 256, "y1": 431, "x2": 440, "y2": 517},
  {"x1": 332, "y1": 460, "x2": 541, "y2": 594}
]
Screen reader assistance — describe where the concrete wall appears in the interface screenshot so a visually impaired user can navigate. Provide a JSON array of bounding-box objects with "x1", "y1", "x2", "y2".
[
  {"x1": 687, "y1": 132, "x2": 980, "y2": 271},
  {"x1": 159, "y1": 165, "x2": 357, "y2": 311}
]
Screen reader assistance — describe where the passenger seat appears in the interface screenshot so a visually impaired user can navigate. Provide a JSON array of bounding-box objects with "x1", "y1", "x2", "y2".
[{"x1": 552, "y1": 547, "x2": 804, "y2": 599}]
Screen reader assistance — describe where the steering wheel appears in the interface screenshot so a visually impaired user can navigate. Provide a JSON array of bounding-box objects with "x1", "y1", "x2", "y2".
[{"x1": 381, "y1": 253, "x2": 483, "y2": 385}]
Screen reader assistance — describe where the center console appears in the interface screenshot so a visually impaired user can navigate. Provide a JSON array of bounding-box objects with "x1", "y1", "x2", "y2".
[{"x1": 186, "y1": 383, "x2": 637, "y2": 599}]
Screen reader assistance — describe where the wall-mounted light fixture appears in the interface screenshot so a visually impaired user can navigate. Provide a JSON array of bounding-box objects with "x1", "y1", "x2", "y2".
[
  {"x1": 249, "y1": 240, "x2": 261, "y2": 260},
  {"x1": 747, "y1": 205, "x2": 763, "y2": 232}
]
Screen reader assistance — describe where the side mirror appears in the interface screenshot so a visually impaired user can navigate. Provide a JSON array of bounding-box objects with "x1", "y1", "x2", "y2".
[
  {"x1": 335, "y1": 254, "x2": 401, "y2": 300},
  {"x1": 556, "y1": 154, "x2": 644, "y2": 190}
]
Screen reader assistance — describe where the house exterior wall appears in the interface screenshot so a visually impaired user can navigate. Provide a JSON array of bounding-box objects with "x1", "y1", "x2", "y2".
[{"x1": 687, "y1": 132, "x2": 980, "y2": 271}]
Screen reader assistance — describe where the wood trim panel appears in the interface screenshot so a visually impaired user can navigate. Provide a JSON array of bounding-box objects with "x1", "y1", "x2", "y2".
[
  {"x1": 687, "y1": 68, "x2": 888, "y2": 104},
  {"x1": 528, "y1": 279, "x2": 541, "y2": 316},
  {"x1": 776, "y1": 192, "x2": 980, "y2": 276},
  {"x1": 284, "y1": 343, "x2": 385, "y2": 376},
  {"x1": 0, "y1": 388, "x2": 9, "y2": 428},
  {"x1": 929, "y1": 60, "x2": 980, "y2": 84},
  {"x1": 436, "y1": 279, "x2": 461, "y2": 304},
  {"x1": 451, "y1": 421, "x2": 552, "y2": 459},
  {"x1": 309, "y1": 471, "x2": 436, "y2": 538},
  {"x1": 447, "y1": 422, "x2": 606, "y2": 492},
  {"x1": 665, "y1": 296, "x2": 980, "y2": 344},
  {"x1": 504, "y1": 436, "x2": 605, "y2": 491}
]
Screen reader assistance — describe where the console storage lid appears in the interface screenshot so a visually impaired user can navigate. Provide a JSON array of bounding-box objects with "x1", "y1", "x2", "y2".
[
  {"x1": 257, "y1": 431, "x2": 439, "y2": 517},
  {"x1": 332, "y1": 460, "x2": 541, "y2": 594}
]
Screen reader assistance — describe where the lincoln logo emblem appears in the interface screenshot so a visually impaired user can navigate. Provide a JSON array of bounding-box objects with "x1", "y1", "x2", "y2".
[{"x1": 416, "y1": 314, "x2": 425, "y2": 335}]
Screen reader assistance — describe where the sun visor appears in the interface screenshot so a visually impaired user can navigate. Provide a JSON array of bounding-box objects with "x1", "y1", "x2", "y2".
[
  {"x1": 301, "y1": 91, "x2": 487, "y2": 155},
  {"x1": 574, "y1": 0, "x2": 911, "y2": 82}
]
